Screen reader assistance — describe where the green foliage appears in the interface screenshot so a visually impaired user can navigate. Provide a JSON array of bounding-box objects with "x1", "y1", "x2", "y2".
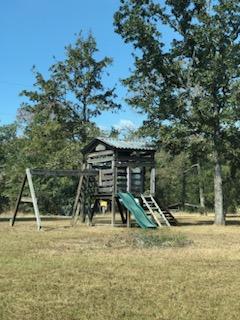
[
  {"x1": 155, "y1": 151, "x2": 188, "y2": 207},
  {"x1": 0, "y1": 123, "x2": 19, "y2": 211},
  {"x1": 114, "y1": 0, "x2": 240, "y2": 222},
  {"x1": 50, "y1": 32, "x2": 120, "y2": 143},
  {"x1": 132, "y1": 230, "x2": 192, "y2": 248},
  {"x1": 1, "y1": 32, "x2": 119, "y2": 214},
  {"x1": 20, "y1": 32, "x2": 119, "y2": 145},
  {"x1": 114, "y1": 0, "x2": 240, "y2": 148},
  {"x1": 106, "y1": 230, "x2": 192, "y2": 248}
]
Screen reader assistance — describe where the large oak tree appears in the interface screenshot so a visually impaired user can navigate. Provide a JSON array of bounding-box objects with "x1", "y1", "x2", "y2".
[{"x1": 114, "y1": 0, "x2": 240, "y2": 224}]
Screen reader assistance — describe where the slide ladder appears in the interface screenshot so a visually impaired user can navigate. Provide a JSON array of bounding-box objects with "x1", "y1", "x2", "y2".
[{"x1": 141, "y1": 194, "x2": 176, "y2": 227}]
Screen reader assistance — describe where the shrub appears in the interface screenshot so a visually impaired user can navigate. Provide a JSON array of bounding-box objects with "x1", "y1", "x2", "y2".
[{"x1": 132, "y1": 230, "x2": 192, "y2": 248}]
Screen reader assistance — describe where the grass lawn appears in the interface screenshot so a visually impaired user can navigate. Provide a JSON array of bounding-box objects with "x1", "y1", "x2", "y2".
[{"x1": 1, "y1": 213, "x2": 240, "y2": 320}]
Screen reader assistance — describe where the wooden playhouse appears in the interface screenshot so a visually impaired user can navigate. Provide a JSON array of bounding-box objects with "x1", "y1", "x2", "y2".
[{"x1": 79, "y1": 137, "x2": 175, "y2": 226}]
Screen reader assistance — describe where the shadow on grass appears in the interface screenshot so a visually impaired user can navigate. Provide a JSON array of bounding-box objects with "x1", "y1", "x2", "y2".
[
  {"x1": 42, "y1": 225, "x2": 73, "y2": 232},
  {"x1": 176, "y1": 215, "x2": 240, "y2": 226},
  {"x1": 176, "y1": 219, "x2": 214, "y2": 226}
]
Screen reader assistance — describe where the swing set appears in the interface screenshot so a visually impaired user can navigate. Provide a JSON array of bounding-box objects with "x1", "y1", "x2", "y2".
[{"x1": 11, "y1": 168, "x2": 97, "y2": 230}]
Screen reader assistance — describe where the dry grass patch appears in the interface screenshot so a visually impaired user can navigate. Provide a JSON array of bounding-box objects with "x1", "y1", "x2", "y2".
[
  {"x1": 1, "y1": 215, "x2": 240, "y2": 319},
  {"x1": 104, "y1": 230, "x2": 192, "y2": 249}
]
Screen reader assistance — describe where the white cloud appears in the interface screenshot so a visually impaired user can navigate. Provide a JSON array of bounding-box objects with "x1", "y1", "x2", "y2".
[
  {"x1": 113, "y1": 119, "x2": 137, "y2": 131},
  {"x1": 98, "y1": 125, "x2": 108, "y2": 131}
]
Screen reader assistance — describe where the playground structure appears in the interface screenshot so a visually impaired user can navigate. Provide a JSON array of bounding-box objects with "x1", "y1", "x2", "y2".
[
  {"x1": 11, "y1": 168, "x2": 97, "y2": 230},
  {"x1": 11, "y1": 137, "x2": 177, "y2": 230}
]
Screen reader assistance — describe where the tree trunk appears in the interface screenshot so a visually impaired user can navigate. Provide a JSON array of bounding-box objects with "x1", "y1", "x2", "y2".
[
  {"x1": 213, "y1": 150, "x2": 225, "y2": 225},
  {"x1": 197, "y1": 163, "x2": 206, "y2": 215},
  {"x1": 82, "y1": 102, "x2": 87, "y2": 145},
  {"x1": 181, "y1": 169, "x2": 186, "y2": 209}
]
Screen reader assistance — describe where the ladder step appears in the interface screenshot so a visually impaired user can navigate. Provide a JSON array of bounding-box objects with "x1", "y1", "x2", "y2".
[
  {"x1": 144, "y1": 206, "x2": 158, "y2": 210},
  {"x1": 141, "y1": 194, "x2": 173, "y2": 227}
]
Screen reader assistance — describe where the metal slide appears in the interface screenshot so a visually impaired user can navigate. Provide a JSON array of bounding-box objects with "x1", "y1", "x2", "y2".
[{"x1": 118, "y1": 192, "x2": 157, "y2": 229}]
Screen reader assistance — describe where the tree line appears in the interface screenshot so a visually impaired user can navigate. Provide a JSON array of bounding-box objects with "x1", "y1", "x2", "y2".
[{"x1": 1, "y1": 1, "x2": 240, "y2": 224}]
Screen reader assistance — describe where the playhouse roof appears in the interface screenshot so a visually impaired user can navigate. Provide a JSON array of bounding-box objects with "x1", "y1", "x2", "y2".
[{"x1": 82, "y1": 137, "x2": 156, "y2": 153}]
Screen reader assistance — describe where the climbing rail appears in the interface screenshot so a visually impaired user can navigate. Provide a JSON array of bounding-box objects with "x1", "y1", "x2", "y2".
[{"x1": 141, "y1": 194, "x2": 177, "y2": 226}]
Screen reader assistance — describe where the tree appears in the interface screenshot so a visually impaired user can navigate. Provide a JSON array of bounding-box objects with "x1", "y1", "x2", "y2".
[
  {"x1": 114, "y1": 0, "x2": 240, "y2": 224},
  {"x1": 20, "y1": 33, "x2": 120, "y2": 144},
  {"x1": 19, "y1": 70, "x2": 87, "y2": 169},
  {"x1": 11, "y1": 32, "x2": 120, "y2": 214},
  {"x1": 50, "y1": 32, "x2": 120, "y2": 143},
  {"x1": 0, "y1": 123, "x2": 19, "y2": 211}
]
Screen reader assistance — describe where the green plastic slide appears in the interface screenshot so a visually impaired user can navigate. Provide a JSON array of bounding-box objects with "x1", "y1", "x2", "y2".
[{"x1": 118, "y1": 192, "x2": 157, "y2": 229}]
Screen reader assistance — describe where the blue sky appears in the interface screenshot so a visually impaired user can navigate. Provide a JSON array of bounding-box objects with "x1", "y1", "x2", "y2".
[{"x1": 0, "y1": 0, "x2": 145, "y2": 131}]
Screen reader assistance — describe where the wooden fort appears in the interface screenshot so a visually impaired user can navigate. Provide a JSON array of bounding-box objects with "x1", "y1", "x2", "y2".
[
  {"x1": 82, "y1": 137, "x2": 156, "y2": 226},
  {"x1": 11, "y1": 137, "x2": 177, "y2": 230}
]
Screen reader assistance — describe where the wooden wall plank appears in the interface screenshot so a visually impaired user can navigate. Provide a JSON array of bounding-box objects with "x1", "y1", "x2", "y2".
[
  {"x1": 116, "y1": 156, "x2": 154, "y2": 162},
  {"x1": 98, "y1": 186, "x2": 113, "y2": 193},
  {"x1": 87, "y1": 150, "x2": 114, "y2": 158},
  {"x1": 101, "y1": 169, "x2": 113, "y2": 174},
  {"x1": 31, "y1": 169, "x2": 97, "y2": 177},
  {"x1": 87, "y1": 156, "x2": 114, "y2": 164},
  {"x1": 116, "y1": 162, "x2": 154, "y2": 168},
  {"x1": 100, "y1": 180, "x2": 113, "y2": 187}
]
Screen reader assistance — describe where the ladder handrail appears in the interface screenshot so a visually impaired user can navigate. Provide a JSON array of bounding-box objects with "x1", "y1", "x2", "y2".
[
  {"x1": 141, "y1": 194, "x2": 171, "y2": 227},
  {"x1": 140, "y1": 194, "x2": 162, "y2": 227},
  {"x1": 149, "y1": 195, "x2": 171, "y2": 227}
]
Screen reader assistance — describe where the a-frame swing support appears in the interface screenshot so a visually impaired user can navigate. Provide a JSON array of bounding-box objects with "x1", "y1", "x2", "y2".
[
  {"x1": 11, "y1": 168, "x2": 42, "y2": 230},
  {"x1": 11, "y1": 168, "x2": 98, "y2": 231}
]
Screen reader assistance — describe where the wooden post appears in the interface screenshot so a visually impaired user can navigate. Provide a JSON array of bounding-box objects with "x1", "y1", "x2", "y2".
[
  {"x1": 150, "y1": 167, "x2": 156, "y2": 195},
  {"x1": 89, "y1": 199, "x2": 98, "y2": 223},
  {"x1": 71, "y1": 175, "x2": 83, "y2": 225},
  {"x1": 116, "y1": 197, "x2": 126, "y2": 224},
  {"x1": 26, "y1": 168, "x2": 42, "y2": 231},
  {"x1": 141, "y1": 167, "x2": 145, "y2": 194},
  {"x1": 111, "y1": 154, "x2": 116, "y2": 226},
  {"x1": 81, "y1": 175, "x2": 88, "y2": 223},
  {"x1": 127, "y1": 166, "x2": 131, "y2": 193},
  {"x1": 126, "y1": 210, "x2": 131, "y2": 228},
  {"x1": 126, "y1": 166, "x2": 131, "y2": 227},
  {"x1": 111, "y1": 196, "x2": 116, "y2": 226},
  {"x1": 11, "y1": 174, "x2": 27, "y2": 226},
  {"x1": 98, "y1": 169, "x2": 103, "y2": 186},
  {"x1": 71, "y1": 163, "x2": 87, "y2": 226}
]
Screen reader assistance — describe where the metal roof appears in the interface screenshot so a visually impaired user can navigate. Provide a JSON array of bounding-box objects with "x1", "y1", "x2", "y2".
[{"x1": 96, "y1": 137, "x2": 156, "y2": 151}]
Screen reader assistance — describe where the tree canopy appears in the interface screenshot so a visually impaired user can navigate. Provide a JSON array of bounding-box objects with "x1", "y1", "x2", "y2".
[
  {"x1": 20, "y1": 32, "x2": 120, "y2": 145},
  {"x1": 114, "y1": 0, "x2": 240, "y2": 224},
  {"x1": 0, "y1": 33, "x2": 120, "y2": 214},
  {"x1": 2, "y1": 6, "x2": 240, "y2": 221}
]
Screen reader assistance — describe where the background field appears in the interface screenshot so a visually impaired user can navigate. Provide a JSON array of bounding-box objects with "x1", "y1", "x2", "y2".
[{"x1": 1, "y1": 214, "x2": 240, "y2": 320}]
